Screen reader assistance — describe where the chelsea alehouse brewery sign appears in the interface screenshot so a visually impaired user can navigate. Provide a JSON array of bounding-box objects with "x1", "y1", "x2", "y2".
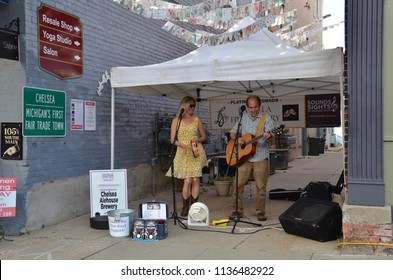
[{"x1": 38, "y1": 4, "x2": 83, "y2": 79}]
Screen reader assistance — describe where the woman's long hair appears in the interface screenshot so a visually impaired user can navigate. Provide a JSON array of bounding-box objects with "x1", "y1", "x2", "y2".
[{"x1": 177, "y1": 96, "x2": 196, "y2": 117}]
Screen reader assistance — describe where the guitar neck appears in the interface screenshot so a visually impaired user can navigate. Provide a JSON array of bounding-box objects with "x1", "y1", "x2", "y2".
[
  {"x1": 243, "y1": 126, "x2": 284, "y2": 147},
  {"x1": 243, "y1": 134, "x2": 265, "y2": 147}
]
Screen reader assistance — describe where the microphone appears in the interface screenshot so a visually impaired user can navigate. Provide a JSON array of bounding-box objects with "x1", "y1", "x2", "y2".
[
  {"x1": 239, "y1": 105, "x2": 246, "y2": 115},
  {"x1": 179, "y1": 108, "x2": 185, "y2": 118}
]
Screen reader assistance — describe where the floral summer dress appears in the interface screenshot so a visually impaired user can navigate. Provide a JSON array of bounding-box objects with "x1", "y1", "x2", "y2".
[{"x1": 166, "y1": 117, "x2": 207, "y2": 179}]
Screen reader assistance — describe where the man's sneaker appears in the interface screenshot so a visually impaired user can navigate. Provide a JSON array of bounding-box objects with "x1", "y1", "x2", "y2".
[
  {"x1": 229, "y1": 211, "x2": 243, "y2": 220},
  {"x1": 257, "y1": 213, "x2": 267, "y2": 221}
]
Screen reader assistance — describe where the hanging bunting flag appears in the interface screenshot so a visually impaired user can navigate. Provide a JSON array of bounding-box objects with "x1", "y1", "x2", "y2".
[
  {"x1": 302, "y1": 41, "x2": 317, "y2": 51},
  {"x1": 272, "y1": 9, "x2": 297, "y2": 27},
  {"x1": 277, "y1": 21, "x2": 315, "y2": 41},
  {"x1": 274, "y1": 18, "x2": 298, "y2": 35}
]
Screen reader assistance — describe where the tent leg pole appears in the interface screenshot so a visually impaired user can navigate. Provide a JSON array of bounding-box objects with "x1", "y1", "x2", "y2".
[
  {"x1": 340, "y1": 75, "x2": 344, "y2": 141},
  {"x1": 111, "y1": 88, "x2": 115, "y2": 170}
]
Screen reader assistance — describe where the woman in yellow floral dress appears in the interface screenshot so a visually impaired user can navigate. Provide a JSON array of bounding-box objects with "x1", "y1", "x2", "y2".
[{"x1": 166, "y1": 96, "x2": 207, "y2": 216}]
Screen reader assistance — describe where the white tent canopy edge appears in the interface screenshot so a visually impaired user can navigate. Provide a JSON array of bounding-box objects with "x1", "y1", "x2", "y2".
[{"x1": 111, "y1": 28, "x2": 343, "y2": 100}]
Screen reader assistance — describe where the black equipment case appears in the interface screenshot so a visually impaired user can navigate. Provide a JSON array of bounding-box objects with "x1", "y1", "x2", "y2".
[
  {"x1": 269, "y1": 171, "x2": 344, "y2": 201},
  {"x1": 269, "y1": 188, "x2": 303, "y2": 201}
]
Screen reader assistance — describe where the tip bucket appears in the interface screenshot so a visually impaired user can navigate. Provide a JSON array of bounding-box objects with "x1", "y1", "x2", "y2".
[{"x1": 107, "y1": 209, "x2": 136, "y2": 237}]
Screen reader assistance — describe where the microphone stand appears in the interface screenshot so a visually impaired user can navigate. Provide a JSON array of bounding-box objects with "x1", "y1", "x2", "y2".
[
  {"x1": 169, "y1": 111, "x2": 187, "y2": 229},
  {"x1": 230, "y1": 108, "x2": 262, "y2": 233},
  {"x1": 226, "y1": 107, "x2": 246, "y2": 173}
]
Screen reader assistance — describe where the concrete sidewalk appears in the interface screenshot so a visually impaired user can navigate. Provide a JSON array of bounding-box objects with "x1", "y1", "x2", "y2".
[{"x1": 1, "y1": 151, "x2": 392, "y2": 260}]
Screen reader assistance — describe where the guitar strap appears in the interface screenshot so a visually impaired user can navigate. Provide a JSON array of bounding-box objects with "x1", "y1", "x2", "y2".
[{"x1": 256, "y1": 112, "x2": 266, "y2": 137}]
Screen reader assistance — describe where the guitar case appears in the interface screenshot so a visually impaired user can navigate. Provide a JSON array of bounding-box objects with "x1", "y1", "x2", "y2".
[
  {"x1": 269, "y1": 170, "x2": 344, "y2": 202},
  {"x1": 269, "y1": 182, "x2": 332, "y2": 201},
  {"x1": 269, "y1": 188, "x2": 303, "y2": 201}
]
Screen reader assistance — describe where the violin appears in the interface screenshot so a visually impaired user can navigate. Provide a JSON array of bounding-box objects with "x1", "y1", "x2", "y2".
[{"x1": 190, "y1": 140, "x2": 200, "y2": 158}]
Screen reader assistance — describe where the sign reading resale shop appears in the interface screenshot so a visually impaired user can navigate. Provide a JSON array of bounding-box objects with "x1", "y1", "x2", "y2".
[
  {"x1": 38, "y1": 4, "x2": 83, "y2": 79},
  {"x1": 23, "y1": 87, "x2": 66, "y2": 137}
]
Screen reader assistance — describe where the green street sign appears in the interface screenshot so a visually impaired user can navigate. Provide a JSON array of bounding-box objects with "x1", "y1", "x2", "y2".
[{"x1": 23, "y1": 87, "x2": 66, "y2": 136}]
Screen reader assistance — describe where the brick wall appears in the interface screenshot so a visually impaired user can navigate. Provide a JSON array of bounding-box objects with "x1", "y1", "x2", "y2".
[{"x1": 342, "y1": 222, "x2": 393, "y2": 255}]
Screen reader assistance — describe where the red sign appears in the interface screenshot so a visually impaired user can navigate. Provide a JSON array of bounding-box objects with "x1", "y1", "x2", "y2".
[
  {"x1": 0, "y1": 178, "x2": 17, "y2": 218},
  {"x1": 38, "y1": 4, "x2": 83, "y2": 79}
]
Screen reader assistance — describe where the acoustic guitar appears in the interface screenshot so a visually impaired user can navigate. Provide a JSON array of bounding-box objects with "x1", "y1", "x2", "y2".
[
  {"x1": 191, "y1": 140, "x2": 200, "y2": 158},
  {"x1": 226, "y1": 125, "x2": 285, "y2": 166}
]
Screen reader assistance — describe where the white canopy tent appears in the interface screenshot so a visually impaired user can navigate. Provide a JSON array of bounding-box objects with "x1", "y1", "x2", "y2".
[
  {"x1": 111, "y1": 28, "x2": 343, "y2": 100},
  {"x1": 108, "y1": 27, "x2": 344, "y2": 168}
]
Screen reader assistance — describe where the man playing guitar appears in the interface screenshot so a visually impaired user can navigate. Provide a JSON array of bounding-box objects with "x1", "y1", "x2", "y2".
[{"x1": 228, "y1": 95, "x2": 276, "y2": 222}]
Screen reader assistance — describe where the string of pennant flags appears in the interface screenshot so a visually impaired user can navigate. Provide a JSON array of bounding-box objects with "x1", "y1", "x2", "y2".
[
  {"x1": 123, "y1": 0, "x2": 287, "y2": 16},
  {"x1": 122, "y1": 0, "x2": 342, "y2": 49},
  {"x1": 278, "y1": 21, "x2": 344, "y2": 48},
  {"x1": 124, "y1": 0, "x2": 288, "y2": 29},
  {"x1": 124, "y1": 0, "x2": 236, "y2": 10},
  {"x1": 162, "y1": 10, "x2": 297, "y2": 46},
  {"x1": 275, "y1": 12, "x2": 328, "y2": 40}
]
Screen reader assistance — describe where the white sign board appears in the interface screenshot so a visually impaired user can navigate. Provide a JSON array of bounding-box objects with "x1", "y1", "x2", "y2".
[
  {"x1": 89, "y1": 169, "x2": 128, "y2": 217},
  {"x1": 84, "y1": 101, "x2": 96, "y2": 131},
  {"x1": 140, "y1": 202, "x2": 168, "y2": 220},
  {"x1": 209, "y1": 97, "x2": 305, "y2": 130},
  {"x1": 0, "y1": 177, "x2": 17, "y2": 217},
  {"x1": 71, "y1": 99, "x2": 84, "y2": 130}
]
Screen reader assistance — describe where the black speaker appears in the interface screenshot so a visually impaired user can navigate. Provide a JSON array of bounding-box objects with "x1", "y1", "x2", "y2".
[{"x1": 279, "y1": 197, "x2": 342, "y2": 242}]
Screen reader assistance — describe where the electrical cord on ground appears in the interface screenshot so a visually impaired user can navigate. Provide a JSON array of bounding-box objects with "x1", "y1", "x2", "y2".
[
  {"x1": 182, "y1": 224, "x2": 284, "y2": 235},
  {"x1": 336, "y1": 239, "x2": 393, "y2": 248},
  {"x1": 178, "y1": 215, "x2": 285, "y2": 235}
]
